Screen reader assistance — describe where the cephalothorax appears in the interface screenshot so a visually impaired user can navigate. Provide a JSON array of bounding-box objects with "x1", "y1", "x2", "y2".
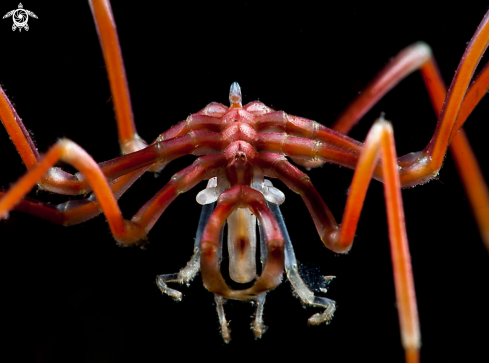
[{"x1": 2, "y1": 2, "x2": 489, "y2": 362}]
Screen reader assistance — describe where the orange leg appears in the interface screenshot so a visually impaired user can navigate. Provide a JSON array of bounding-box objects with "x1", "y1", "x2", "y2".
[
  {"x1": 256, "y1": 119, "x2": 419, "y2": 361},
  {"x1": 88, "y1": 0, "x2": 146, "y2": 154},
  {"x1": 0, "y1": 0, "x2": 194, "y2": 195},
  {"x1": 328, "y1": 38, "x2": 489, "y2": 252},
  {"x1": 0, "y1": 139, "x2": 141, "y2": 244},
  {"x1": 0, "y1": 138, "x2": 226, "y2": 245},
  {"x1": 337, "y1": 120, "x2": 419, "y2": 363}
]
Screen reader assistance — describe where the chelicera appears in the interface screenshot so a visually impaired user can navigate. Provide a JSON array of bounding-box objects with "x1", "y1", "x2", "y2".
[{"x1": 2, "y1": 2, "x2": 489, "y2": 362}]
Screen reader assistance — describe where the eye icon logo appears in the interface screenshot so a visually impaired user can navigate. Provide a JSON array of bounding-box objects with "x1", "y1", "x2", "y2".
[{"x1": 3, "y1": 3, "x2": 37, "y2": 32}]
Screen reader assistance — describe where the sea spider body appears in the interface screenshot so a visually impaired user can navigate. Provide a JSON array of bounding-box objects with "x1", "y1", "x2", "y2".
[{"x1": 0, "y1": 1, "x2": 488, "y2": 362}]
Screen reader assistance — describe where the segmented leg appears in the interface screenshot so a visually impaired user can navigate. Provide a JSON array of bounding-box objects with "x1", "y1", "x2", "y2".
[
  {"x1": 0, "y1": 127, "x2": 225, "y2": 224},
  {"x1": 200, "y1": 185, "x2": 285, "y2": 300},
  {"x1": 156, "y1": 202, "x2": 214, "y2": 300},
  {"x1": 89, "y1": 0, "x2": 146, "y2": 154},
  {"x1": 263, "y1": 202, "x2": 336, "y2": 325},
  {"x1": 214, "y1": 295, "x2": 231, "y2": 343},
  {"x1": 256, "y1": 119, "x2": 418, "y2": 361},
  {"x1": 330, "y1": 39, "x2": 489, "y2": 251},
  {"x1": 0, "y1": 139, "x2": 226, "y2": 245},
  {"x1": 0, "y1": 168, "x2": 148, "y2": 225},
  {"x1": 341, "y1": 120, "x2": 419, "y2": 363}
]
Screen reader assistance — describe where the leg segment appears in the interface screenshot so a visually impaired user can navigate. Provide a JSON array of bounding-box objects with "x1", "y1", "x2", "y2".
[
  {"x1": 156, "y1": 202, "x2": 214, "y2": 300},
  {"x1": 255, "y1": 133, "x2": 364, "y2": 173},
  {"x1": 89, "y1": 0, "x2": 146, "y2": 154},
  {"x1": 265, "y1": 202, "x2": 336, "y2": 325},
  {"x1": 0, "y1": 139, "x2": 139, "y2": 242},
  {"x1": 254, "y1": 153, "x2": 343, "y2": 253},
  {"x1": 37, "y1": 130, "x2": 223, "y2": 196},
  {"x1": 0, "y1": 167, "x2": 148, "y2": 226},
  {"x1": 158, "y1": 198, "x2": 271, "y2": 342},
  {"x1": 254, "y1": 111, "x2": 362, "y2": 154},
  {"x1": 331, "y1": 37, "x2": 489, "y2": 251},
  {"x1": 255, "y1": 120, "x2": 420, "y2": 361},
  {"x1": 0, "y1": 140, "x2": 226, "y2": 245},
  {"x1": 0, "y1": 85, "x2": 39, "y2": 169},
  {"x1": 338, "y1": 120, "x2": 419, "y2": 363},
  {"x1": 426, "y1": 10, "x2": 489, "y2": 166},
  {"x1": 200, "y1": 185, "x2": 285, "y2": 300}
]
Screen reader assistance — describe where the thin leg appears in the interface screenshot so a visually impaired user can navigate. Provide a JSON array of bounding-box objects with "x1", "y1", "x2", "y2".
[
  {"x1": 200, "y1": 186, "x2": 285, "y2": 300},
  {"x1": 450, "y1": 130, "x2": 489, "y2": 252},
  {"x1": 156, "y1": 203, "x2": 215, "y2": 300},
  {"x1": 256, "y1": 121, "x2": 420, "y2": 361},
  {"x1": 254, "y1": 111, "x2": 362, "y2": 154},
  {"x1": 251, "y1": 293, "x2": 267, "y2": 339},
  {"x1": 256, "y1": 133, "x2": 364, "y2": 173},
  {"x1": 0, "y1": 139, "x2": 132, "y2": 241},
  {"x1": 332, "y1": 42, "x2": 433, "y2": 134},
  {"x1": 12, "y1": 127, "x2": 223, "y2": 196},
  {"x1": 267, "y1": 202, "x2": 336, "y2": 325},
  {"x1": 57, "y1": 129, "x2": 223, "y2": 195},
  {"x1": 331, "y1": 38, "x2": 489, "y2": 251},
  {"x1": 0, "y1": 140, "x2": 226, "y2": 245},
  {"x1": 0, "y1": 167, "x2": 148, "y2": 226},
  {"x1": 214, "y1": 295, "x2": 231, "y2": 343},
  {"x1": 89, "y1": 0, "x2": 146, "y2": 154},
  {"x1": 254, "y1": 153, "x2": 342, "y2": 252},
  {"x1": 90, "y1": 0, "x2": 236, "y2": 159},
  {"x1": 0, "y1": 85, "x2": 39, "y2": 169},
  {"x1": 339, "y1": 120, "x2": 419, "y2": 363},
  {"x1": 1, "y1": 0, "x2": 229, "y2": 196},
  {"x1": 426, "y1": 11, "x2": 489, "y2": 166}
]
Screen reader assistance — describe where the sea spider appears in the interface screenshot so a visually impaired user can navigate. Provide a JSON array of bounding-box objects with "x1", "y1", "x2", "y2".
[{"x1": 1, "y1": 2, "x2": 489, "y2": 363}]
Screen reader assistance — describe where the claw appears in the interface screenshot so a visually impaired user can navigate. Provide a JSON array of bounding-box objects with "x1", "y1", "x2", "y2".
[
  {"x1": 307, "y1": 302, "x2": 336, "y2": 325},
  {"x1": 156, "y1": 274, "x2": 183, "y2": 301}
]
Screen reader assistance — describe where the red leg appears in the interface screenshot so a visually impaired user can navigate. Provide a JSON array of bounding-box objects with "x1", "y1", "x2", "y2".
[
  {"x1": 332, "y1": 42, "x2": 433, "y2": 134},
  {"x1": 200, "y1": 185, "x2": 285, "y2": 300},
  {"x1": 253, "y1": 153, "x2": 341, "y2": 251},
  {"x1": 329, "y1": 37, "x2": 489, "y2": 251},
  {"x1": 0, "y1": 168, "x2": 148, "y2": 226},
  {"x1": 0, "y1": 86, "x2": 39, "y2": 169},
  {"x1": 337, "y1": 120, "x2": 419, "y2": 363},
  {"x1": 255, "y1": 120, "x2": 419, "y2": 361},
  {"x1": 0, "y1": 141, "x2": 226, "y2": 244},
  {"x1": 89, "y1": 0, "x2": 146, "y2": 154},
  {"x1": 0, "y1": 140, "x2": 137, "y2": 243},
  {"x1": 254, "y1": 111, "x2": 362, "y2": 153}
]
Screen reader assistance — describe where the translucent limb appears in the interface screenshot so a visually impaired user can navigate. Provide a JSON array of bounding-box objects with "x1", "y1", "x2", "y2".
[
  {"x1": 214, "y1": 295, "x2": 231, "y2": 343},
  {"x1": 156, "y1": 250, "x2": 201, "y2": 301},
  {"x1": 251, "y1": 293, "x2": 267, "y2": 339},
  {"x1": 259, "y1": 120, "x2": 420, "y2": 361},
  {"x1": 267, "y1": 202, "x2": 336, "y2": 325},
  {"x1": 156, "y1": 203, "x2": 214, "y2": 301},
  {"x1": 214, "y1": 292, "x2": 268, "y2": 342}
]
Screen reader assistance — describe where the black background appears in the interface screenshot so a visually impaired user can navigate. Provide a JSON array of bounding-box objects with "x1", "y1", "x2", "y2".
[{"x1": 1, "y1": 1, "x2": 489, "y2": 362}]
